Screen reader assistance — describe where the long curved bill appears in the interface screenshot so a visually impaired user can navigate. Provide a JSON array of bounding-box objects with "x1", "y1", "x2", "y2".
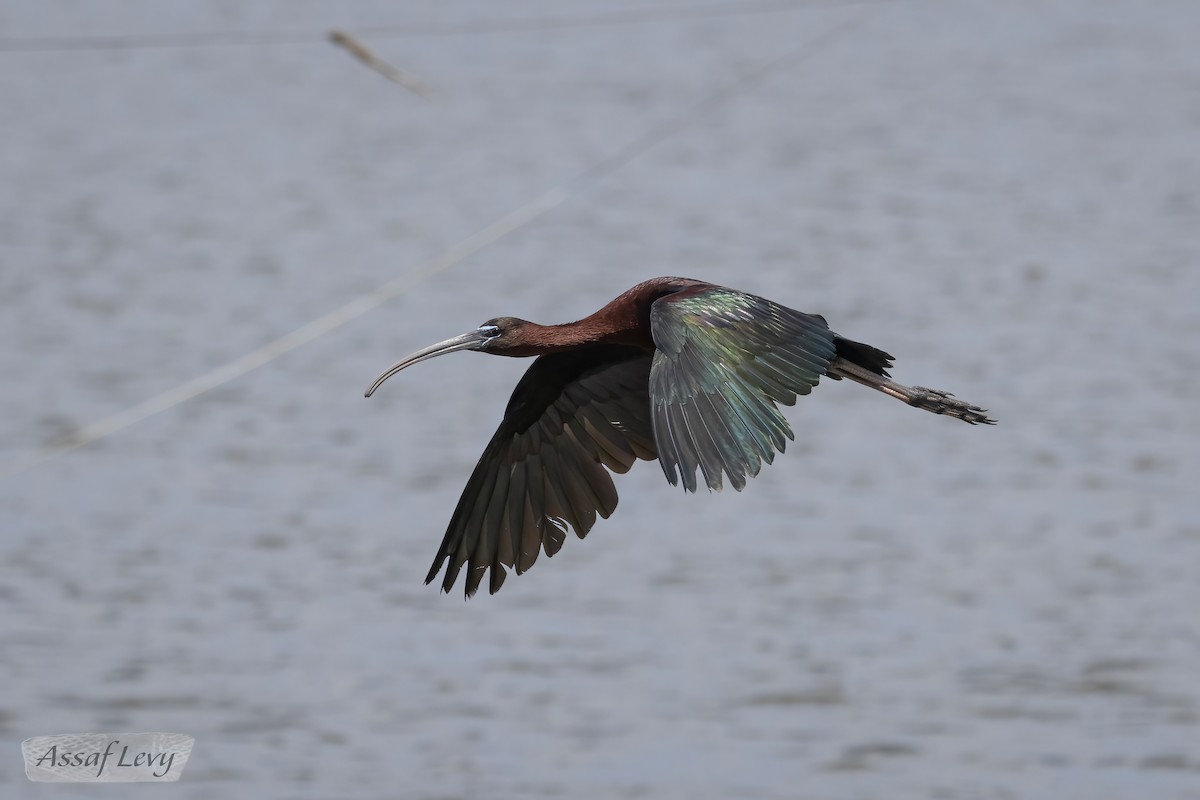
[{"x1": 365, "y1": 329, "x2": 493, "y2": 397}]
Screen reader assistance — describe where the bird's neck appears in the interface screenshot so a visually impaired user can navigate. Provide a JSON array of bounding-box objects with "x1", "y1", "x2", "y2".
[
  {"x1": 524, "y1": 319, "x2": 648, "y2": 353},
  {"x1": 501, "y1": 313, "x2": 651, "y2": 357},
  {"x1": 501, "y1": 278, "x2": 708, "y2": 357}
]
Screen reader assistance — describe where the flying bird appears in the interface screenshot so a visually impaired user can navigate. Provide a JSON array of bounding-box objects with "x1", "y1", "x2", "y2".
[{"x1": 366, "y1": 277, "x2": 994, "y2": 596}]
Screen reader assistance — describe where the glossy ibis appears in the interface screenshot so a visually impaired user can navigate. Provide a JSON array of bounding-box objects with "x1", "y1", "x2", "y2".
[{"x1": 366, "y1": 277, "x2": 994, "y2": 596}]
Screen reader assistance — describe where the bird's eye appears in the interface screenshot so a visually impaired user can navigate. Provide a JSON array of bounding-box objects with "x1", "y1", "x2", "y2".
[{"x1": 479, "y1": 325, "x2": 501, "y2": 339}]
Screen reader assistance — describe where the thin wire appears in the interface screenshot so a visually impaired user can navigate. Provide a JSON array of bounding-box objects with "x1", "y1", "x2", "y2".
[
  {"x1": 0, "y1": 0, "x2": 891, "y2": 53},
  {"x1": 0, "y1": 9, "x2": 878, "y2": 480},
  {"x1": 0, "y1": 189, "x2": 569, "y2": 479}
]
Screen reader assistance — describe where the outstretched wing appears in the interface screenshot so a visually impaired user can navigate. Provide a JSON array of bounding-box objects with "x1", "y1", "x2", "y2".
[
  {"x1": 648, "y1": 286, "x2": 837, "y2": 492},
  {"x1": 428, "y1": 346, "x2": 657, "y2": 596}
]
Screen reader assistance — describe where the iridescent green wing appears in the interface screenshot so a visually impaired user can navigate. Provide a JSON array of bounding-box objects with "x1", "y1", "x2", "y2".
[
  {"x1": 428, "y1": 346, "x2": 657, "y2": 596},
  {"x1": 648, "y1": 287, "x2": 837, "y2": 492}
]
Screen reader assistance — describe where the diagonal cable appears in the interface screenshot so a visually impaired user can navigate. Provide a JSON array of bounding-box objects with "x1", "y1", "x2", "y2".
[{"x1": 0, "y1": 0, "x2": 890, "y2": 52}]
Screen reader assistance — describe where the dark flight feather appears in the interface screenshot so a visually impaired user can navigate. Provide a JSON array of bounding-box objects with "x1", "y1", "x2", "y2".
[{"x1": 426, "y1": 346, "x2": 656, "y2": 596}]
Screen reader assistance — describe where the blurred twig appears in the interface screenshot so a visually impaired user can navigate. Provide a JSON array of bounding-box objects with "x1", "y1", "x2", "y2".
[{"x1": 329, "y1": 30, "x2": 431, "y2": 96}]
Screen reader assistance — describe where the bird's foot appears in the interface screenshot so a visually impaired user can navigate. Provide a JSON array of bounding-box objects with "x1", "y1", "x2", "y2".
[{"x1": 908, "y1": 387, "x2": 996, "y2": 425}]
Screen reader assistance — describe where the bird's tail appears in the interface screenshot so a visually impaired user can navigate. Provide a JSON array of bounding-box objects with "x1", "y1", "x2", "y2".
[{"x1": 827, "y1": 337, "x2": 995, "y2": 425}]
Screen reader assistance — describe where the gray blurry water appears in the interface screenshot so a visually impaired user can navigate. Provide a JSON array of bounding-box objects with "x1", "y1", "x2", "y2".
[{"x1": 2, "y1": 1, "x2": 1199, "y2": 798}]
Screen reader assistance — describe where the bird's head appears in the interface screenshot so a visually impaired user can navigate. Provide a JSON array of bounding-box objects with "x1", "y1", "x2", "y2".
[{"x1": 364, "y1": 317, "x2": 533, "y2": 397}]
